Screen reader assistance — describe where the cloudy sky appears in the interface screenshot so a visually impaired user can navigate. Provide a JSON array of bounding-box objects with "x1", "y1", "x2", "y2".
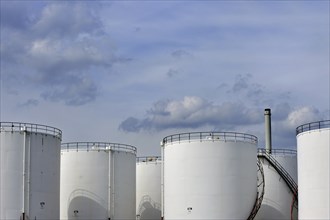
[{"x1": 1, "y1": 1, "x2": 329, "y2": 156}]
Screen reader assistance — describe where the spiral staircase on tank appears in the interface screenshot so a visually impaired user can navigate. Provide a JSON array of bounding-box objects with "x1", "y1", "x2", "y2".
[
  {"x1": 256, "y1": 148, "x2": 298, "y2": 220},
  {"x1": 247, "y1": 157, "x2": 265, "y2": 220}
]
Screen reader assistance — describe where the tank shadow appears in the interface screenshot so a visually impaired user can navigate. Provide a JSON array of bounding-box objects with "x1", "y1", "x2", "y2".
[
  {"x1": 67, "y1": 193, "x2": 107, "y2": 220},
  {"x1": 139, "y1": 201, "x2": 161, "y2": 220},
  {"x1": 255, "y1": 204, "x2": 286, "y2": 220}
]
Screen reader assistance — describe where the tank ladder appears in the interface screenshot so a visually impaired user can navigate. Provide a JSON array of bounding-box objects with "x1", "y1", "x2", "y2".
[
  {"x1": 247, "y1": 157, "x2": 265, "y2": 220},
  {"x1": 257, "y1": 149, "x2": 298, "y2": 219}
]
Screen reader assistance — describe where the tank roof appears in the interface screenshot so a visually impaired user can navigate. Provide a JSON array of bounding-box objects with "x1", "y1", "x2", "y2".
[
  {"x1": 0, "y1": 121, "x2": 62, "y2": 140},
  {"x1": 296, "y1": 120, "x2": 330, "y2": 135},
  {"x1": 137, "y1": 156, "x2": 161, "y2": 162},
  {"x1": 61, "y1": 142, "x2": 137, "y2": 154},
  {"x1": 161, "y1": 131, "x2": 257, "y2": 145},
  {"x1": 258, "y1": 148, "x2": 296, "y2": 156}
]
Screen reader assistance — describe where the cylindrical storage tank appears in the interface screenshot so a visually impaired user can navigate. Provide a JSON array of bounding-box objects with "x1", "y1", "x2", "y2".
[
  {"x1": 0, "y1": 122, "x2": 62, "y2": 220},
  {"x1": 60, "y1": 142, "x2": 136, "y2": 220},
  {"x1": 161, "y1": 132, "x2": 258, "y2": 219},
  {"x1": 255, "y1": 149, "x2": 298, "y2": 220},
  {"x1": 296, "y1": 120, "x2": 330, "y2": 219},
  {"x1": 136, "y1": 156, "x2": 161, "y2": 220}
]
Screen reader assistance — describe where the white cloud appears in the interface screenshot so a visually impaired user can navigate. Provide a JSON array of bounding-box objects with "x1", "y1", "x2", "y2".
[
  {"x1": 18, "y1": 99, "x2": 39, "y2": 108},
  {"x1": 1, "y1": 1, "x2": 328, "y2": 152},
  {"x1": 269, "y1": 106, "x2": 326, "y2": 148},
  {"x1": 119, "y1": 96, "x2": 263, "y2": 132},
  {"x1": 33, "y1": 2, "x2": 103, "y2": 39},
  {"x1": 285, "y1": 107, "x2": 322, "y2": 129},
  {"x1": 41, "y1": 76, "x2": 98, "y2": 106},
  {"x1": 1, "y1": 2, "x2": 124, "y2": 106}
]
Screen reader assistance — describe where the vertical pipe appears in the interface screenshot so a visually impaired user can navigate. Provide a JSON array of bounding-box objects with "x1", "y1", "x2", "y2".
[
  {"x1": 26, "y1": 131, "x2": 31, "y2": 218},
  {"x1": 22, "y1": 127, "x2": 30, "y2": 219},
  {"x1": 160, "y1": 141, "x2": 165, "y2": 220},
  {"x1": 111, "y1": 151, "x2": 115, "y2": 219},
  {"x1": 0, "y1": 131, "x2": 1, "y2": 220},
  {"x1": 264, "y1": 108, "x2": 272, "y2": 154},
  {"x1": 22, "y1": 128, "x2": 26, "y2": 218},
  {"x1": 108, "y1": 149, "x2": 111, "y2": 220}
]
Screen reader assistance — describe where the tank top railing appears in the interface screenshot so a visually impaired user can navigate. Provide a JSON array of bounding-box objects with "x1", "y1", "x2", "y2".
[
  {"x1": 61, "y1": 142, "x2": 137, "y2": 154},
  {"x1": 137, "y1": 156, "x2": 161, "y2": 163},
  {"x1": 266, "y1": 148, "x2": 297, "y2": 156},
  {"x1": 162, "y1": 132, "x2": 258, "y2": 145},
  {"x1": 0, "y1": 122, "x2": 62, "y2": 140},
  {"x1": 296, "y1": 120, "x2": 330, "y2": 135}
]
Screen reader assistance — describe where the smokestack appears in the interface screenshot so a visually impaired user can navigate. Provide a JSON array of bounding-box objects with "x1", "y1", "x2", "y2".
[{"x1": 264, "y1": 108, "x2": 272, "y2": 154}]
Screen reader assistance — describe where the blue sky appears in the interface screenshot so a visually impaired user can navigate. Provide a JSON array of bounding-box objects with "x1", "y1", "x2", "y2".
[{"x1": 1, "y1": 1, "x2": 329, "y2": 156}]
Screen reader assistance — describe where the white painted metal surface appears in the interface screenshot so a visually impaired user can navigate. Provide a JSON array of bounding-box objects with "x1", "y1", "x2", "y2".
[
  {"x1": 272, "y1": 151, "x2": 297, "y2": 183},
  {"x1": 161, "y1": 132, "x2": 258, "y2": 220},
  {"x1": 60, "y1": 142, "x2": 136, "y2": 220},
  {"x1": 0, "y1": 122, "x2": 62, "y2": 220},
  {"x1": 255, "y1": 149, "x2": 298, "y2": 220},
  {"x1": 297, "y1": 121, "x2": 330, "y2": 220},
  {"x1": 136, "y1": 156, "x2": 161, "y2": 220}
]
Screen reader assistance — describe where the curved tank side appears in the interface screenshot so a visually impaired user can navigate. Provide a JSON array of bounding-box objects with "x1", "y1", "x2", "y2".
[
  {"x1": 29, "y1": 133, "x2": 61, "y2": 219},
  {"x1": 255, "y1": 149, "x2": 298, "y2": 220},
  {"x1": 0, "y1": 122, "x2": 61, "y2": 220},
  {"x1": 297, "y1": 121, "x2": 330, "y2": 220},
  {"x1": 60, "y1": 142, "x2": 136, "y2": 220},
  {"x1": 60, "y1": 151, "x2": 110, "y2": 220},
  {"x1": 271, "y1": 152, "x2": 297, "y2": 183},
  {"x1": 112, "y1": 150, "x2": 136, "y2": 220},
  {"x1": 136, "y1": 157, "x2": 161, "y2": 220},
  {"x1": 0, "y1": 130, "x2": 25, "y2": 219},
  {"x1": 162, "y1": 132, "x2": 257, "y2": 220}
]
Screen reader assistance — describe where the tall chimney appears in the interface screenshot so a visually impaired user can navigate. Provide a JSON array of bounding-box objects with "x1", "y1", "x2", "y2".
[{"x1": 264, "y1": 108, "x2": 272, "y2": 154}]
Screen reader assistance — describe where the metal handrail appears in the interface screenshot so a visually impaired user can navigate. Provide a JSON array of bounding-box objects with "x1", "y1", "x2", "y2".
[
  {"x1": 247, "y1": 157, "x2": 265, "y2": 220},
  {"x1": 265, "y1": 148, "x2": 297, "y2": 156},
  {"x1": 257, "y1": 149, "x2": 298, "y2": 201},
  {"x1": 137, "y1": 156, "x2": 161, "y2": 162},
  {"x1": 296, "y1": 120, "x2": 330, "y2": 135},
  {"x1": 61, "y1": 142, "x2": 137, "y2": 154},
  {"x1": 162, "y1": 132, "x2": 258, "y2": 145},
  {"x1": 0, "y1": 121, "x2": 62, "y2": 140}
]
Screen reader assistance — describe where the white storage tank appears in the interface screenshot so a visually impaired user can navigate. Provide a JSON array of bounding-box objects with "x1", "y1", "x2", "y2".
[
  {"x1": 60, "y1": 142, "x2": 137, "y2": 220},
  {"x1": 161, "y1": 132, "x2": 258, "y2": 220},
  {"x1": 136, "y1": 156, "x2": 161, "y2": 220},
  {"x1": 0, "y1": 122, "x2": 62, "y2": 220},
  {"x1": 296, "y1": 120, "x2": 330, "y2": 219},
  {"x1": 255, "y1": 149, "x2": 298, "y2": 220}
]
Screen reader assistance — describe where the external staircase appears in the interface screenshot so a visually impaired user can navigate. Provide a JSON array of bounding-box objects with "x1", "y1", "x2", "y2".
[{"x1": 257, "y1": 148, "x2": 298, "y2": 220}]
